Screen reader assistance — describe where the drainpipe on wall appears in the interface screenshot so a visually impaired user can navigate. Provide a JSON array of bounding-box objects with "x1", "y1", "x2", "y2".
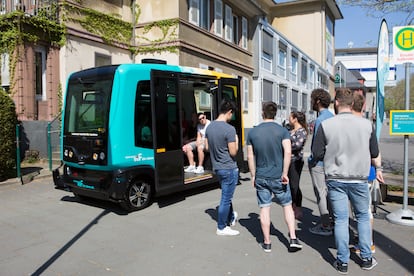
[{"x1": 131, "y1": 0, "x2": 136, "y2": 63}]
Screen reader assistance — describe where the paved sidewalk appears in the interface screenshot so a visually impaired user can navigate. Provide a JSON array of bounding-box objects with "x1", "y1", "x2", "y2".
[{"x1": 0, "y1": 164, "x2": 413, "y2": 275}]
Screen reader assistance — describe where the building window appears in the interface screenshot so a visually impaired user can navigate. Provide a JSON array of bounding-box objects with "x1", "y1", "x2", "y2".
[
  {"x1": 0, "y1": 0, "x2": 5, "y2": 14},
  {"x1": 291, "y1": 89, "x2": 299, "y2": 111},
  {"x1": 35, "y1": 48, "x2": 46, "y2": 101},
  {"x1": 277, "y1": 44, "x2": 286, "y2": 78},
  {"x1": 241, "y1": 17, "x2": 247, "y2": 49},
  {"x1": 189, "y1": 0, "x2": 210, "y2": 30},
  {"x1": 279, "y1": 85, "x2": 287, "y2": 112},
  {"x1": 1, "y1": 53, "x2": 9, "y2": 88},
  {"x1": 243, "y1": 77, "x2": 249, "y2": 111},
  {"x1": 317, "y1": 72, "x2": 328, "y2": 90},
  {"x1": 189, "y1": 0, "x2": 199, "y2": 25},
  {"x1": 262, "y1": 31, "x2": 273, "y2": 72},
  {"x1": 309, "y1": 64, "x2": 315, "y2": 89},
  {"x1": 301, "y1": 93, "x2": 308, "y2": 112},
  {"x1": 233, "y1": 15, "x2": 239, "y2": 44},
  {"x1": 224, "y1": 5, "x2": 233, "y2": 42},
  {"x1": 262, "y1": 79, "x2": 273, "y2": 102},
  {"x1": 301, "y1": 58, "x2": 307, "y2": 85},
  {"x1": 290, "y1": 53, "x2": 298, "y2": 83},
  {"x1": 95, "y1": 53, "x2": 111, "y2": 67},
  {"x1": 214, "y1": 0, "x2": 223, "y2": 37}
]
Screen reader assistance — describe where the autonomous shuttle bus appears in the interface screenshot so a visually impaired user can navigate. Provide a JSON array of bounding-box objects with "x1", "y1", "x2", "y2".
[{"x1": 53, "y1": 61, "x2": 243, "y2": 211}]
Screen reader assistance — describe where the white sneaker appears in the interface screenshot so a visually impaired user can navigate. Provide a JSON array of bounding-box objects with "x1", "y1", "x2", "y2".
[
  {"x1": 230, "y1": 211, "x2": 238, "y2": 226},
  {"x1": 184, "y1": 165, "x2": 196, "y2": 173},
  {"x1": 216, "y1": 226, "x2": 240, "y2": 236},
  {"x1": 194, "y1": 166, "x2": 204, "y2": 174}
]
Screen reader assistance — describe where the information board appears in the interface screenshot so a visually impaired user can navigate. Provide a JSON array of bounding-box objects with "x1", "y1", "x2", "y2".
[{"x1": 390, "y1": 110, "x2": 414, "y2": 135}]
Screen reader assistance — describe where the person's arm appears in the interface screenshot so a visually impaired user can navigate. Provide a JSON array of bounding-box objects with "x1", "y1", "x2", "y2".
[
  {"x1": 247, "y1": 145, "x2": 256, "y2": 187},
  {"x1": 204, "y1": 138, "x2": 209, "y2": 152},
  {"x1": 372, "y1": 153, "x2": 384, "y2": 183},
  {"x1": 195, "y1": 131, "x2": 202, "y2": 146},
  {"x1": 281, "y1": 138, "x2": 291, "y2": 185},
  {"x1": 228, "y1": 134, "x2": 239, "y2": 157},
  {"x1": 368, "y1": 129, "x2": 384, "y2": 182},
  {"x1": 310, "y1": 126, "x2": 326, "y2": 167}
]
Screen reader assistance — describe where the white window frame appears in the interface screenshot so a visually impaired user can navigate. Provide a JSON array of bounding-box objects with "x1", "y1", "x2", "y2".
[
  {"x1": 214, "y1": 0, "x2": 223, "y2": 37},
  {"x1": 277, "y1": 48, "x2": 286, "y2": 78},
  {"x1": 224, "y1": 4, "x2": 233, "y2": 42},
  {"x1": 290, "y1": 54, "x2": 298, "y2": 83},
  {"x1": 309, "y1": 64, "x2": 315, "y2": 89},
  {"x1": 241, "y1": 17, "x2": 247, "y2": 49},
  {"x1": 243, "y1": 77, "x2": 249, "y2": 111}
]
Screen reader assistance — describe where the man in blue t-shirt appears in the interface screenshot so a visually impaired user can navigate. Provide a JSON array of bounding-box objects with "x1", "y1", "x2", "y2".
[
  {"x1": 307, "y1": 88, "x2": 334, "y2": 236},
  {"x1": 247, "y1": 101, "x2": 302, "y2": 253}
]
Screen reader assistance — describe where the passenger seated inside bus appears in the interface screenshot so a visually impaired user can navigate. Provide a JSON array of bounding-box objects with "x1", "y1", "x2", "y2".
[{"x1": 182, "y1": 112, "x2": 210, "y2": 174}]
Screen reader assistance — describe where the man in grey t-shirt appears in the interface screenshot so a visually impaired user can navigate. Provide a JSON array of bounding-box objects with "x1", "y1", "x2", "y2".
[{"x1": 205, "y1": 99, "x2": 239, "y2": 236}]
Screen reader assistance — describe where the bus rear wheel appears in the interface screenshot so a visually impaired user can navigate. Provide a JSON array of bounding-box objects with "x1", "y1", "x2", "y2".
[{"x1": 121, "y1": 179, "x2": 152, "y2": 211}]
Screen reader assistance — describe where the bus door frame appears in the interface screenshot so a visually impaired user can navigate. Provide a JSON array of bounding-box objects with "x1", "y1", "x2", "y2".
[
  {"x1": 150, "y1": 70, "x2": 184, "y2": 194},
  {"x1": 216, "y1": 78, "x2": 244, "y2": 170}
]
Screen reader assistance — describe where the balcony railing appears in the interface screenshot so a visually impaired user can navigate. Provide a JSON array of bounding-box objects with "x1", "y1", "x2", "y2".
[{"x1": 0, "y1": 0, "x2": 58, "y2": 21}]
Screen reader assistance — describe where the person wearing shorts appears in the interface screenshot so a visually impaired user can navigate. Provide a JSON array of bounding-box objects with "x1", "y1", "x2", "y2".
[
  {"x1": 183, "y1": 112, "x2": 210, "y2": 174},
  {"x1": 247, "y1": 101, "x2": 302, "y2": 253}
]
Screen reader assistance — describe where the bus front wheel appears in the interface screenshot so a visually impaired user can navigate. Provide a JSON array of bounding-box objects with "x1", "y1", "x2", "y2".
[{"x1": 121, "y1": 179, "x2": 152, "y2": 211}]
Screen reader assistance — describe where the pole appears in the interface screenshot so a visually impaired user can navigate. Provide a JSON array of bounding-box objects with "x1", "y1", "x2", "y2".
[
  {"x1": 386, "y1": 62, "x2": 414, "y2": 226},
  {"x1": 402, "y1": 63, "x2": 410, "y2": 211},
  {"x1": 47, "y1": 122, "x2": 52, "y2": 171},
  {"x1": 16, "y1": 124, "x2": 21, "y2": 182}
]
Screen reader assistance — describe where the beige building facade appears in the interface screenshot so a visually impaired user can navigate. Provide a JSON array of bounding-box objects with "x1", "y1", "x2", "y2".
[{"x1": 1, "y1": 0, "x2": 343, "y2": 130}]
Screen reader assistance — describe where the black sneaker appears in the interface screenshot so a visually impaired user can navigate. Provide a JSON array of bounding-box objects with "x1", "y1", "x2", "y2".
[
  {"x1": 361, "y1": 257, "x2": 378, "y2": 270},
  {"x1": 289, "y1": 238, "x2": 303, "y2": 252},
  {"x1": 333, "y1": 260, "x2": 348, "y2": 274},
  {"x1": 259, "y1": 242, "x2": 271, "y2": 253}
]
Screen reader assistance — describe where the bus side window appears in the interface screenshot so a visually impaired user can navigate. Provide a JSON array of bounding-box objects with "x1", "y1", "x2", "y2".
[{"x1": 135, "y1": 81, "x2": 153, "y2": 148}]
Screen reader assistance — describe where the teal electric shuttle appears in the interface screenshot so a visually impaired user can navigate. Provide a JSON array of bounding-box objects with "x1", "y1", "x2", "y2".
[{"x1": 53, "y1": 60, "x2": 243, "y2": 211}]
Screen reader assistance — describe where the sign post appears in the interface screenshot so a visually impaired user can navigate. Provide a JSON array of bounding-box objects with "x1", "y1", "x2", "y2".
[{"x1": 386, "y1": 26, "x2": 414, "y2": 226}]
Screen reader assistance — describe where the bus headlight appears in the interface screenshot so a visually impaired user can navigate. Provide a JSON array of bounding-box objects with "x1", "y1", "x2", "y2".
[
  {"x1": 93, "y1": 153, "x2": 98, "y2": 160},
  {"x1": 100, "y1": 152, "x2": 105, "y2": 160}
]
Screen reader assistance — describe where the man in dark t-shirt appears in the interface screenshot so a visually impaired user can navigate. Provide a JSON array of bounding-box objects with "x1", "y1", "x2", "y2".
[{"x1": 247, "y1": 101, "x2": 302, "y2": 253}]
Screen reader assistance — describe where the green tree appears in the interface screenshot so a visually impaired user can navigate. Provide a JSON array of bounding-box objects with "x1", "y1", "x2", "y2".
[
  {"x1": 385, "y1": 73, "x2": 414, "y2": 113},
  {"x1": 0, "y1": 88, "x2": 18, "y2": 181}
]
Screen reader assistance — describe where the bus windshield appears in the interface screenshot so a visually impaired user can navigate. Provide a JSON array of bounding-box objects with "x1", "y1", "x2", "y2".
[{"x1": 64, "y1": 74, "x2": 113, "y2": 135}]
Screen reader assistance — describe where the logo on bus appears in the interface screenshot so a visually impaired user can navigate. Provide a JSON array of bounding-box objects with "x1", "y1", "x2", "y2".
[{"x1": 73, "y1": 179, "x2": 95, "y2": 190}]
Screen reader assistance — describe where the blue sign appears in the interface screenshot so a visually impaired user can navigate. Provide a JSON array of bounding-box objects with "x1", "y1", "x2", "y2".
[{"x1": 390, "y1": 110, "x2": 414, "y2": 135}]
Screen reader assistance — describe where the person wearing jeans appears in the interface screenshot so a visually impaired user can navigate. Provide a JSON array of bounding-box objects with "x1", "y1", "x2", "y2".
[
  {"x1": 205, "y1": 99, "x2": 239, "y2": 236},
  {"x1": 327, "y1": 181, "x2": 372, "y2": 264},
  {"x1": 215, "y1": 168, "x2": 239, "y2": 231},
  {"x1": 312, "y1": 88, "x2": 380, "y2": 274},
  {"x1": 308, "y1": 88, "x2": 334, "y2": 236}
]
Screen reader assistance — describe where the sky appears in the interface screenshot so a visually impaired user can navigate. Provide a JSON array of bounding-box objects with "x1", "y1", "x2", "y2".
[
  {"x1": 335, "y1": 5, "x2": 408, "y2": 49},
  {"x1": 334, "y1": 5, "x2": 413, "y2": 81}
]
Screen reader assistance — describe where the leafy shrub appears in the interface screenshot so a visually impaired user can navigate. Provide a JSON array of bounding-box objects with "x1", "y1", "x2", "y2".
[{"x1": 0, "y1": 88, "x2": 18, "y2": 181}]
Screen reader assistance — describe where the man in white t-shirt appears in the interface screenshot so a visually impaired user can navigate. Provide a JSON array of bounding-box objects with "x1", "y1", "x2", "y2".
[{"x1": 182, "y1": 112, "x2": 210, "y2": 174}]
